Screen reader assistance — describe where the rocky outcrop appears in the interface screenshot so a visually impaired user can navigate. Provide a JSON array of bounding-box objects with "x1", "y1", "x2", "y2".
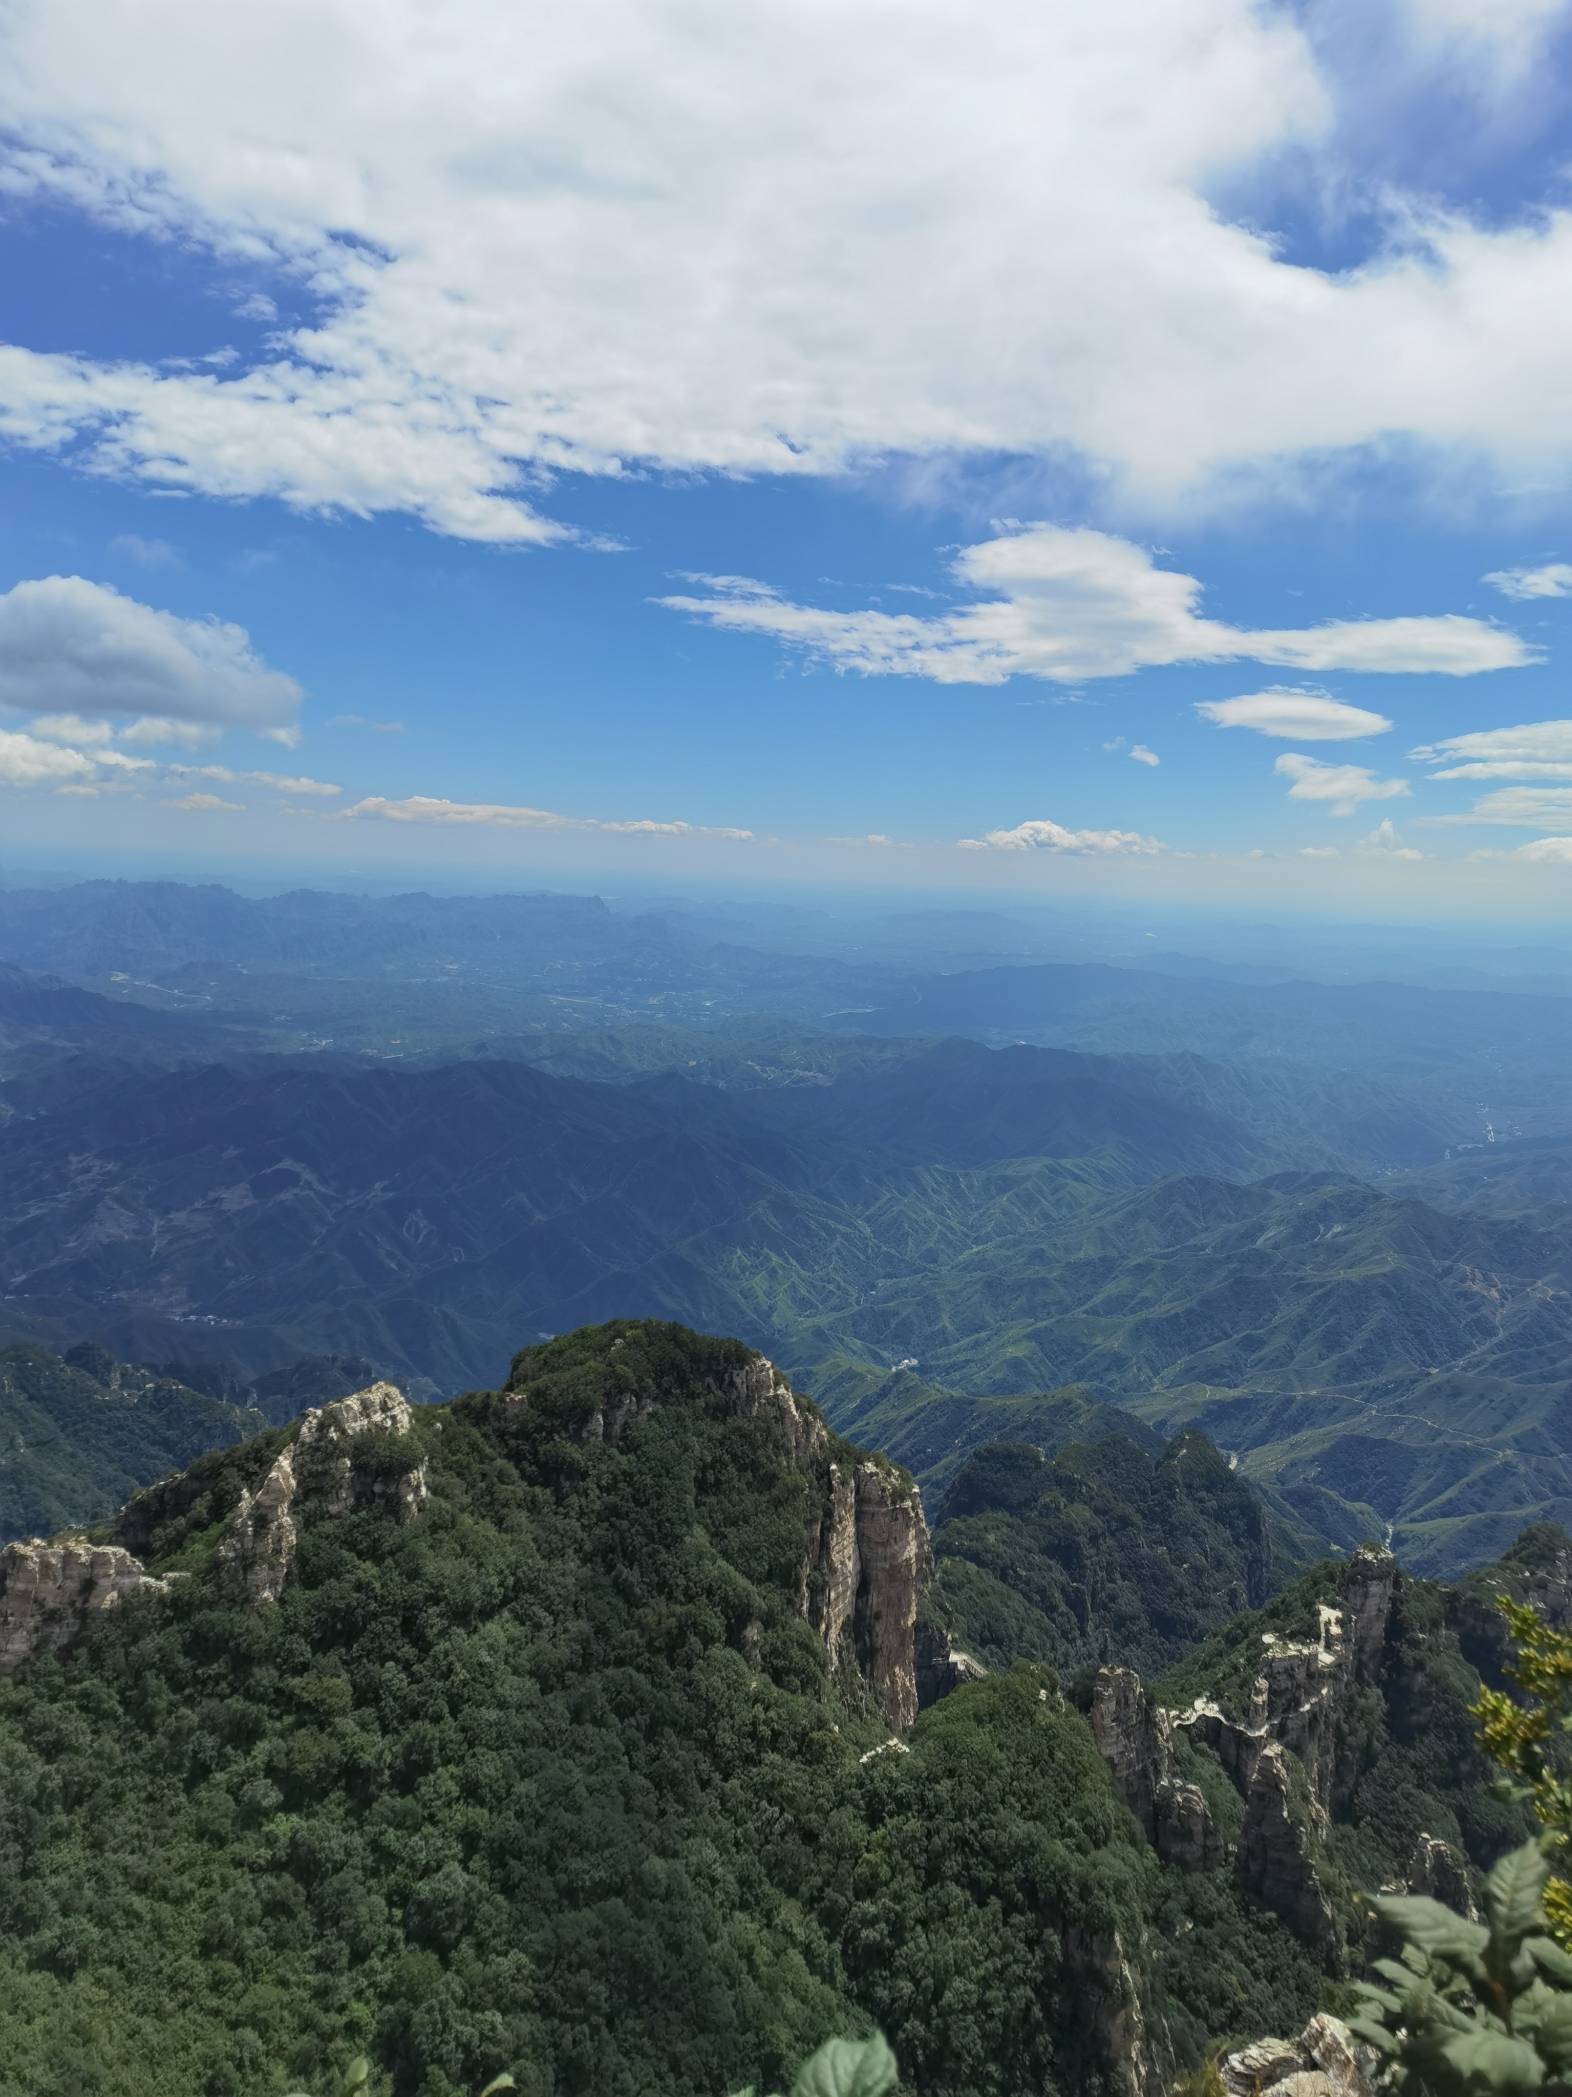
[
  {"x1": 1237, "y1": 1741, "x2": 1337, "y2": 1951},
  {"x1": 291, "y1": 1381, "x2": 428, "y2": 1519},
  {"x1": 217, "y1": 1381, "x2": 427, "y2": 1607},
  {"x1": 712, "y1": 1353, "x2": 927, "y2": 1730},
  {"x1": 216, "y1": 1448, "x2": 299, "y2": 1607},
  {"x1": 914, "y1": 1620, "x2": 988, "y2": 1709},
  {"x1": 846, "y1": 1463, "x2": 926, "y2": 1730},
  {"x1": 1089, "y1": 1551, "x2": 1398, "y2": 1961},
  {"x1": 1221, "y1": 2015, "x2": 1374, "y2": 2097},
  {"x1": 1390, "y1": 1831, "x2": 1476, "y2": 1918},
  {"x1": 1091, "y1": 1668, "x2": 1225, "y2": 1872},
  {"x1": 0, "y1": 1538, "x2": 168, "y2": 1672}
]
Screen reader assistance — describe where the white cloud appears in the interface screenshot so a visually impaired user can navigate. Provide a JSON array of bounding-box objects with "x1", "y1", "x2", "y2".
[
  {"x1": 170, "y1": 790, "x2": 242, "y2": 812},
  {"x1": 659, "y1": 528, "x2": 1528, "y2": 687},
  {"x1": 825, "y1": 831, "x2": 917, "y2": 849},
  {"x1": 1196, "y1": 687, "x2": 1393, "y2": 740},
  {"x1": 955, "y1": 817, "x2": 1166, "y2": 854},
  {"x1": 233, "y1": 291, "x2": 278, "y2": 323},
  {"x1": 332, "y1": 712, "x2": 404, "y2": 734},
  {"x1": 29, "y1": 710, "x2": 113, "y2": 744},
  {"x1": 1431, "y1": 785, "x2": 1572, "y2": 828},
  {"x1": 118, "y1": 714, "x2": 220, "y2": 747},
  {"x1": 1360, "y1": 817, "x2": 1424, "y2": 860},
  {"x1": 1411, "y1": 719, "x2": 1572, "y2": 780},
  {"x1": 1484, "y1": 561, "x2": 1572, "y2": 600},
  {"x1": 109, "y1": 532, "x2": 181, "y2": 568},
  {"x1": 5, "y1": 4, "x2": 1572, "y2": 534},
  {"x1": 1298, "y1": 845, "x2": 1341, "y2": 858},
  {"x1": 0, "y1": 576, "x2": 301, "y2": 735},
  {"x1": 1512, "y1": 836, "x2": 1572, "y2": 862},
  {"x1": 1130, "y1": 743, "x2": 1160, "y2": 766},
  {"x1": 1274, "y1": 751, "x2": 1411, "y2": 816},
  {"x1": 340, "y1": 795, "x2": 753, "y2": 840},
  {"x1": 0, "y1": 727, "x2": 99, "y2": 786},
  {"x1": 168, "y1": 762, "x2": 341, "y2": 796}
]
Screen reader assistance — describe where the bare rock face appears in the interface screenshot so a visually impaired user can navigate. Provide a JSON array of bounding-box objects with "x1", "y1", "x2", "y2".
[
  {"x1": 914, "y1": 1620, "x2": 988, "y2": 1709},
  {"x1": 217, "y1": 1380, "x2": 427, "y2": 1607},
  {"x1": 1093, "y1": 1668, "x2": 1172, "y2": 1837},
  {"x1": 1090, "y1": 1551, "x2": 1399, "y2": 1961},
  {"x1": 1393, "y1": 1831, "x2": 1477, "y2": 1918},
  {"x1": 292, "y1": 1381, "x2": 429, "y2": 1519},
  {"x1": 849, "y1": 1463, "x2": 926, "y2": 1731},
  {"x1": 1237, "y1": 1741, "x2": 1338, "y2": 1953},
  {"x1": 0, "y1": 1538, "x2": 167, "y2": 1672},
  {"x1": 1091, "y1": 1668, "x2": 1224, "y2": 1872},
  {"x1": 216, "y1": 1448, "x2": 299, "y2": 1607},
  {"x1": 1063, "y1": 1924, "x2": 1171, "y2": 2097},
  {"x1": 712, "y1": 1354, "x2": 927, "y2": 1731}
]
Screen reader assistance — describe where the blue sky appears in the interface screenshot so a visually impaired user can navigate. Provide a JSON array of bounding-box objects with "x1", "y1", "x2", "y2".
[{"x1": 4, "y1": 0, "x2": 1572, "y2": 915}]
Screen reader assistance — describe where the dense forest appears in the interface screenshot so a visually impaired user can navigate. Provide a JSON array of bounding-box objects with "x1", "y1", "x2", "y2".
[{"x1": 0, "y1": 1320, "x2": 1556, "y2": 2095}]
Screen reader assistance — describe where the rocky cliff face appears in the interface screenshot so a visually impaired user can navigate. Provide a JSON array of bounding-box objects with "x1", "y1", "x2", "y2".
[
  {"x1": 1091, "y1": 1668, "x2": 1224, "y2": 1873},
  {"x1": 1091, "y1": 1547, "x2": 1398, "y2": 1959},
  {"x1": 0, "y1": 1538, "x2": 168, "y2": 1672},
  {"x1": 914, "y1": 1620, "x2": 988, "y2": 1709},
  {"x1": 1063, "y1": 1923, "x2": 1172, "y2": 2097},
  {"x1": 713, "y1": 1354, "x2": 927, "y2": 1730},
  {"x1": 1390, "y1": 1831, "x2": 1476, "y2": 1918},
  {"x1": 218, "y1": 1381, "x2": 427, "y2": 1607}
]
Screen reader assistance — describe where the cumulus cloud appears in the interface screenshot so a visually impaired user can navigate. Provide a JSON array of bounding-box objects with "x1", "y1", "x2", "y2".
[
  {"x1": 955, "y1": 817, "x2": 1166, "y2": 854},
  {"x1": 1483, "y1": 563, "x2": 1572, "y2": 600},
  {"x1": 1274, "y1": 752, "x2": 1411, "y2": 816},
  {"x1": 6, "y1": 4, "x2": 1572, "y2": 535},
  {"x1": 1411, "y1": 719, "x2": 1572, "y2": 780},
  {"x1": 340, "y1": 795, "x2": 753, "y2": 840},
  {"x1": 118, "y1": 714, "x2": 220, "y2": 747},
  {"x1": 0, "y1": 727, "x2": 100, "y2": 786},
  {"x1": 660, "y1": 529, "x2": 1528, "y2": 686},
  {"x1": 29, "y1": 711, "x2": 113, "y2": 744},
  {"x1": 1196, "y1": 687, "x2": 1393, "y2": 740},
  {"x1": 1512, "y1": 836, "x2": 1572, "y2": 862},
  {"x1": 1129, "y1": 744, "x2": 1160, "y2": 766},
  {"x1": 0, "y1": 576, "x2": 302, "y2": 735},
  {"x1": 1360, "y1": 817, "x2": 1423, "y2": 860},
  {"x1": 170, "y1": 790, "x2": 242, "y2": 812}
]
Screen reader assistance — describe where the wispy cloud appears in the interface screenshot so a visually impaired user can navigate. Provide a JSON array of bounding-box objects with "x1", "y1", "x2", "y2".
[
  {"x1": 168, "y1": 763, "x2": 341, "y2": 797},
  {"x1": 1429, "y1": 786, "x2": 1572, "y2": 828},
  {"x1": 332, "y1": 713, "x2": 405, "y2": 734},
  {"x1": 1411, "y1": 720, "x2": 1572, "y2": 781},
  {"x1": 659, "y1": 528, "x2": 1529, "y2": 686},
  {"x1": 340, "y1": 795, "x2": 753, "y2": 840},
  {"x1": 1484, "y1": 562, "x2": 1572, "y2": 600},
  {"x1": 109, "y1": 532, "x2": 182, "y2": 569},
  {"x1": 170, "y1": 790, "x2": 242, "y2": 813}
]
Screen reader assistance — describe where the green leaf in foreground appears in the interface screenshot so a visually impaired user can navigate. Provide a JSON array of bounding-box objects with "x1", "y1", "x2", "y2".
[{"x1": 791, "y1": 2034, "x2": 899, "y2": 2097}]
